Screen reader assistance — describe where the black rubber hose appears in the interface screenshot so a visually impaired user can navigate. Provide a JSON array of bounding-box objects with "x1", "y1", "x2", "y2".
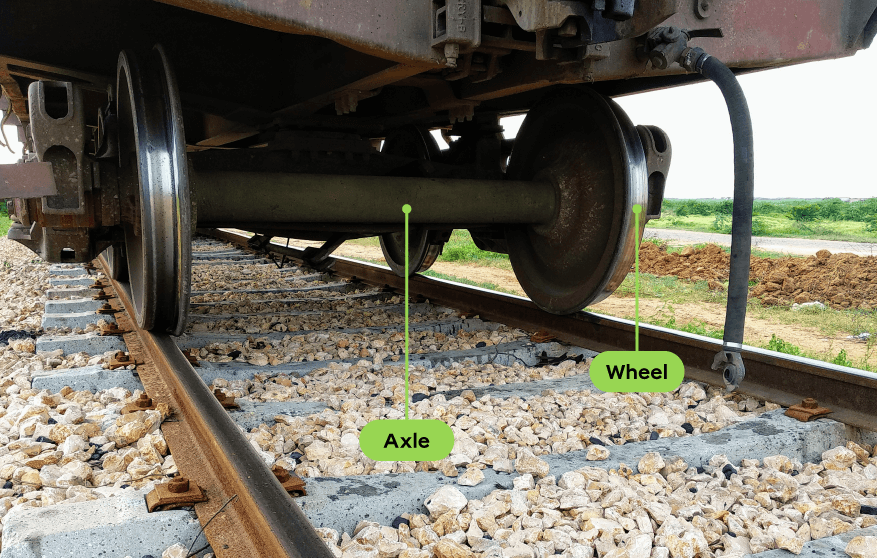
[{"x1": 690, "y1": 50, "x2": 754, "y2": 350}]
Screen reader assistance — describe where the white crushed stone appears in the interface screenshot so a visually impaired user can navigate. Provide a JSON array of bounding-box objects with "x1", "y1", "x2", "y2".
[
  {"x1": 316, "y1": 443, "x2": 877, "y2": 557},
  {"x1": 193, "y1": 327, "x2": 527, "y2": 365}
]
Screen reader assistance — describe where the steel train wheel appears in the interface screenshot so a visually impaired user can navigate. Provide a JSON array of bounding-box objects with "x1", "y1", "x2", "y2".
[
  {"x1": 104, "y1": 244, "x2": 129, "y2": 282},
  {"x1": 116, "y1": 46, "x2": 191, "y2": 334},
  {"x1": 505, "y1": 90, "x2": 647, "y2": 314},
  {"x1": 379, "y1": 127, "x2": 444, "y2": 277}
]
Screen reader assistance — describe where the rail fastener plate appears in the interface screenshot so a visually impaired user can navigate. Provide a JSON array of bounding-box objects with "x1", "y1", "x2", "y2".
[
  {"x1": 785, "y1": 398, "x2": 832, "y2": 422},
  {"x1": 145, "y1": 477, "x2": 208, "y2": 512}
]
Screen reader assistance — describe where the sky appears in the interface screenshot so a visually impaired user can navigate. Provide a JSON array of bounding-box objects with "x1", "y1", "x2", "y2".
[{"x1": 3, "y1": 44, "x2": 875, "y2": 200}]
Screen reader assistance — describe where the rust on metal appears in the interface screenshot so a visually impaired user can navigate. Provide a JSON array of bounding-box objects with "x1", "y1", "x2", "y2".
[
  {"x1": 108, "y1": 351, "x2": 143, "y2": 370},
  {"x1": 183, "y1": 347, "x2": 201, "y2": 367},
  {"x1": 145, "y1": 476, "x2": 208, "y2": 512},
  {"x1": 91, "y1": 279, "x2": 108, "y2": 289},
  {"x1": 99, "y1": 322, "x2": 129, "y2": 336},
  {"x1": 98, "y1": 254, "x2": 332, "y2": 558},
  {"x1": 214, "y1": 388, "x2": 240, "y2": 410},
  {"x1": 96, "y1": 302, "x2": 120, "y2": 315},
  {"x1": 272, "y1": 465, "x2": 307, "y2": 496},
  {"x1": 785, "y1": 398, "x2": 832, "y2": 422},
  {"x1": 92, "y1": 288, "x2": 114, "y2": 300},
  {"x1": 0, "y1": 162, "x2": 58, "y2": 199},
  {"x1": 122, "y1": 393, "x2": 157, "y2": 414},
  {"x1": 530, "y1": 331, "x2": 556, "y2": 343}
]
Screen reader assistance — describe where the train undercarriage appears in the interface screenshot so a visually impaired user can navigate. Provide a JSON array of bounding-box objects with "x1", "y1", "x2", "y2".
[{"x1": 1, "y1": 0, "x2": 876, "y2": 390}]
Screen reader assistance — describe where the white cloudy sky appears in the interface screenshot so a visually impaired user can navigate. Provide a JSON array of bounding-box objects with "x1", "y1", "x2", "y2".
[{"x1": 3, "y1": 45, "x2": 875, "y2": 200}]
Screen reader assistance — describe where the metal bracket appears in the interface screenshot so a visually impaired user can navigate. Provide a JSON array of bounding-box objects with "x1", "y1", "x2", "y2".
[
  {"x1": 96, "y1": 302, "x2": 120, "y2": 315},
  {"x1": 121, "y1": 393, "x2": 156, "y2": 414},
  {"x1": 785, "y1": 398, "x2": 832, "y2": 422},
  {"x1": 711, "y1": 349, "x2": 745, "y2": 392},
  {"x1": 92, "y1": 288, "x2": 115, "y2": 301},
  {"x1": 530, "y1": 331, "x2": 556, "y2": 343},
  {"x1": 183, "y1": 348, "x2": 201, "y2": 367},
  {"x1": 302, "y1": 233, "x2": 352, "y2": 271},
  {"x1": 214, "y1": 388, "x2": 240, "y2": 410},
  {"x1": 108, "y1": 351, "x2": 143, "y2": 370},
  {"x1": 99, "y1": 322, "x2": 129, "y2": 336},
  {"x1": 0, "y1": 162, "x2": 58, "y2": 199},
  {"x1": 145, "y1": 476, "x2": 208, "y2": 512},
  {"x1": 273, "y1": 465, "x2": 307, "y2": 496}
]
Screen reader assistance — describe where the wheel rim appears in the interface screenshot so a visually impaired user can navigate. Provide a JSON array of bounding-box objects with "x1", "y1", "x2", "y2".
[
  {"x1": 379, "y1": 126, "x2": 443, "y2": 277},
  {"x1": 104, "y1": 244, "x2": 128, "y2": 281},
  {"x1": 116, "y1": 46, "x2": 191, "y2": 334},
  {"x1": 505, "y1": 89, "x2": 647, "y2": 314}
]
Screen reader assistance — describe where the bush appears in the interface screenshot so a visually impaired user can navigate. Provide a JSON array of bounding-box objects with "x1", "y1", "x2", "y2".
[
  {"x1": 765, "y1": 334, "x2": 802, "y2": 356},
  {"x1": 711, "y1": 214, "x2": 731, "y2": 233},
  {"x1": 787, "y1": 203, "x2": 821, "y2": 222},
  {"x1": 674, "y1": 200, "x2": 715, "y2": 216},
  {"x1": 752, "y1": 201, "x2": 784, "y2": 216},
  {"x1": 751, "y1": 216, "x2": 769, "y2": 236},
  {"x1": 830, "y1": 349, "x2": 854, "y2": 368}
]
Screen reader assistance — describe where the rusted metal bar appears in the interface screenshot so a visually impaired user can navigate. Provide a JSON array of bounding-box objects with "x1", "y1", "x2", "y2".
[
  {"x1": 207, "y1": 228, "x2": 877, "y2": 431},
  {"x1": 98, "y1": 254, "x2": 333, "y2": 558}
]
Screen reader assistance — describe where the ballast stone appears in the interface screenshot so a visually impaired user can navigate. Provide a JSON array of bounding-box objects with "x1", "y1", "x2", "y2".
[{"x1": 0, "y1": 489, "x2": 204, "y2": 558}]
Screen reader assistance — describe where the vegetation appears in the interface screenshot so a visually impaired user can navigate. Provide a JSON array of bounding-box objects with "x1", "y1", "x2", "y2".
[
  {"x1": 655, "y1": 198, "x2": 877, "y2": 242},
  {"x1": 763, "y1": 334, "x2": 872, "y2": 372},
  {"x1": 0, "y1": 199, "x2": 10, "y2": 237}
]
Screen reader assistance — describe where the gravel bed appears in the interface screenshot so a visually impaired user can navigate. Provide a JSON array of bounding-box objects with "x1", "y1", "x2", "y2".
[
  {"x1": 192, "y1": 327, "x2": 528, "y2": 365},
  {"x1": 192, "y1": 261, "x2": 314, "y2": 282},
  {"x1": 191, "y1": 286, "x2": 374, "y2": 304},
  {"x1": 311, "y1": 444, "x2": 877, "y2": 558},
  {"x1": 187, "y1": 305, "x2": 451, "y2": 334},
  {"x1": 189, "y1": 293, "x2": 397, "y2": 316},
  {"x1": 227, "y1": 356, "x2": 770, "y2": 480},
  {"x1": 0, "y1": 240, "x2": 173, "y2": 540}
]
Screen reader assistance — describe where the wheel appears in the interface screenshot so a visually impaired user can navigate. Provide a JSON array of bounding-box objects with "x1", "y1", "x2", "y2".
[
  {"x1": 116, "y1": 46, "x2": 191, "y2": 334},
  {"x1": 380, "y1": 229, "x2": 444, "y2": 276},
  {"x1": 505, "y1": 89, "x2": 648, "y2": 314},
  {"x1": 379, "y1": 126, "x2": 445, "y2": 276},
  {"x1": 104, "y1": 244, "x2": 128, "y2": 281}
]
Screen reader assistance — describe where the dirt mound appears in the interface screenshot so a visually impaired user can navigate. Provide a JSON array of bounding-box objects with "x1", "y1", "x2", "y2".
[
  {"x1": 640, "y1": 242, "x2": 729, "y2": 282},
  {"x1": 640, "y1": 243, "x2": 877, "y2": 309}
]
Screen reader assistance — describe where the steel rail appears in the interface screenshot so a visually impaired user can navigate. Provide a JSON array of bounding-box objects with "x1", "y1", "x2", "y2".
[
  {"x1": 206, "y1": 228, "x2": 877, "y2": 432},
  {"x1": 97, "y1": 255, "x2": 333, "y2": 558}
]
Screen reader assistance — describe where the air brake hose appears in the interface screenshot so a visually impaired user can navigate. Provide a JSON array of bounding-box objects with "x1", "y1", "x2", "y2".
[{"x1": 681, "y1": 47, "x2": 754, "y2": 390}]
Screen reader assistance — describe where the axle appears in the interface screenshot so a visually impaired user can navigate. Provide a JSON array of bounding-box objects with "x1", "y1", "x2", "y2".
[{"x1": 191, "y1": 171, "x2": 557, "y2": 227}]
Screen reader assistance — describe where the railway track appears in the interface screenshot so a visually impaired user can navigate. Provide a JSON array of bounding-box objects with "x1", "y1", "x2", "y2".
[{"x1": 1, "y1": 232, "x2": 876, "y2": 557}]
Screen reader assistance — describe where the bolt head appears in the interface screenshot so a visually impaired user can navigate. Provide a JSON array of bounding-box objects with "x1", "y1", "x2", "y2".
[
  {"x1": 272, "y1": 465, "x2": 291, "y2": 482},
  {"x1": 649, "y1": 53, "x2": 668, "y2": 70},
  {"x1": 168, "y1": 476, "x2": 189, "y2": 493},
  {"x1": 802, "y1": 398, "x2": 818, "y2": 409}
]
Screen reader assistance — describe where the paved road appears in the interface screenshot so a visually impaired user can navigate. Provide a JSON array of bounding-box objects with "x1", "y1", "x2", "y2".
[{"x1": 643, "y1": 228, "x2": 877, "y2": 257}]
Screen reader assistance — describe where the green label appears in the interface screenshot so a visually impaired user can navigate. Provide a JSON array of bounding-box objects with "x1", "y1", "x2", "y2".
[
  {"x1": 589, "y1": 351, "x2": 684, "y2": 392},
  {"x1": 359, "y1": 419, "x2": 454, "y2": 461}
]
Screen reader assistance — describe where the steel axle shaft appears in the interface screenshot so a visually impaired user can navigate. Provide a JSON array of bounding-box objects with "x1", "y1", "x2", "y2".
[{"x1": 191, "y1": 171, "x2": 557, "y2": 226}]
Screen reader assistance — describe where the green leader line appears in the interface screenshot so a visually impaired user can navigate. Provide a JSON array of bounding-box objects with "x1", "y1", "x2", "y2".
[
  {"x1": 402, "y1": 203, "x2": 412, "y2": 419},
  {"x1": 633, "y1": 204, "x2": 642, "y2": 352}
]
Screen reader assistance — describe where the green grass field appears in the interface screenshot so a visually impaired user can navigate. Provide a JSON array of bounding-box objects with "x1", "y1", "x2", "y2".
[
  {"x1": 651, "y1": 198, "x2": 877, "y2": 243},
  {"x1": 0, "y1": 200, "x2": 10, "y2": 237}
]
